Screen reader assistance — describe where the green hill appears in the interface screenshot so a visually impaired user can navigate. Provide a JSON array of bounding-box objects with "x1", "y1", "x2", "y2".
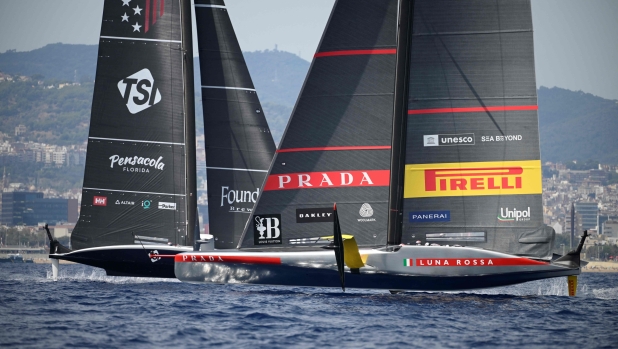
[
  {"x1": 538, "y1": 87, "x2": 618, "y2": 163},
  {"x1": 1, "y1": 44, "x2": 617, "y2": 164},
  {"x1": 0, "y1": 44, "x2": 97, "y2": 83}
]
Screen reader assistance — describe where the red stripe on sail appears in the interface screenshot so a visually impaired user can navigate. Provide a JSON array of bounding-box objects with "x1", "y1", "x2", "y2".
[
  {"x1": 160, "y1": 0, "x2": 164, "y2": 17},
  {"x1": 145, "y1": 0, "x2": 150, "y2": 33},
  {"x1": 152, "y1": 0, "x2": 158, "y2": 25},
  {"x1": 175, "y1": 254, "x2": 282, "y2": 265},
  {"x1": 277, "y1": 145, "x2": 391, "y2": 153},
  {"x1": 263, "y1": 170, "x2": 390, "y2": 191},
  {"x1": 408, "y1": 105, "x2": 538, "y2": 115},
  {"x1": 314, "y1": 49, "x2": 396, "y2": 58}
]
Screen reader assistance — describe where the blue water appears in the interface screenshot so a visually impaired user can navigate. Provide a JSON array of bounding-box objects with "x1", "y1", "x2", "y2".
[{"x1": 1, "y1": 264, "x2": 616, "y2": 348}]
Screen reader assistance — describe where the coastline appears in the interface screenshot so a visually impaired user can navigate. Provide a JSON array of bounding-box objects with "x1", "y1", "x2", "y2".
[{"x1": 582, "y1": 261, "x2": 618, "y2": 273}]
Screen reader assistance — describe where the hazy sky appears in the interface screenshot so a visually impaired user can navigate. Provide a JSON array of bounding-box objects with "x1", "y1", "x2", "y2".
[{"x1": 0, "y1": 0, "x2": 617, "y2": 100}]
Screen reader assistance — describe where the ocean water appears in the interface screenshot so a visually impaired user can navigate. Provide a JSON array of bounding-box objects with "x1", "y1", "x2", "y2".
[{"x1": 1, "y1": 264, "x2": 616, "y2": 349}]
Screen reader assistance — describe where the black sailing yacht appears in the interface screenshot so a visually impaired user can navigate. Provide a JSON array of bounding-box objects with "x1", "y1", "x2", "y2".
[
  {"x1": 175, "y1": 0, "x2": 586, "y2": 294},
  {"x1": 48, "y1": 0, "x2": 274, "y2": 278}
]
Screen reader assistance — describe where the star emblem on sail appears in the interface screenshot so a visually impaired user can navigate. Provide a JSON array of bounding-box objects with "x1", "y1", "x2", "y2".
[{"x1": 120, "y1": 0, "x2": 165, "y2": 34}]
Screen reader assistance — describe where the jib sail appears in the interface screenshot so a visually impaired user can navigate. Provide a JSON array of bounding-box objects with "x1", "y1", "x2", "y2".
[{"x1": 194, "y1": 0, "x2": 276, "y2": 249}]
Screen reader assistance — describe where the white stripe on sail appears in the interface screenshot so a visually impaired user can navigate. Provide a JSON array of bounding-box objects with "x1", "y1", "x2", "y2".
[
  {"x1": 83, "y1": 188, "x2": 185, "y2": 197},
  {"x1": 206, "y1": 166, "x2": 268, "y2": 173},
  {"x1": 89, "y1": 137, "x2": 185, "y2": 146},
  {"x1": 202, "y1": 85, "x2": 256, "y2": 92},
  {"x1": 195, "y1": 5, "x2": 226, "y2": 9},
  {"x1": 100, "y1": 36, "x2": 181, "y2": 43}
]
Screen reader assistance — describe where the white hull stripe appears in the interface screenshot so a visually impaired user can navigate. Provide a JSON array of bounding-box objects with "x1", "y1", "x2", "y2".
[
  {"x1": 195, "y1": 5, "x2": 226, "y2": 9},
  {"x1": 202, "y1": 85, "x2": 256, "y2": 92},
  {"x1": 206, "y1": 166, "x2": 267, "y2": 172},
  {"x1": 89, "y1": 137, "x2": 185, "y2": 146},
  {"x1": 83, "y1": 187, "x2": 185, "y2": 197},
  {"x1": 100, "y1": 36, "x2": 181, "y2": 43}
]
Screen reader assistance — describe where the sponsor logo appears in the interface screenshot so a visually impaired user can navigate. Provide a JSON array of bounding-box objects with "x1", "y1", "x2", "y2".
[
  {"x1": 115, "y1": 200, "x2": 135, "y2": 205},
  {"x1": 142, "y1": 200, "x2": 152, "y2": 209},
  {"x1": 253, "y1": 214, "x2": 282, "y2": 245},
  {"x1": 481, "y1": 135, "x2": 523, "y2": 142},
  {"x1": 358, "y1": 203, "x2": 376, "y2": 222},
  {"x1": 109, "y1": 155, "x2": 165, "y2": 173},
  {"x1": 404, "y1": 258, "x2": 413, "y2": 267},
  {"x1": 424, "y1": 133, "x2": 475, "y2": 147},
  {"x1": 264, "y1": 170, "x2": 390, "y2": 191},
  {"x1": 404, "y1": 160, "x2": 542, "y2": 198},
  {"x1": 220, "y1": 186, "x2": 259, "y2": 213},
  {"x1": 177, "y1": 254, "x2": 281, "y2": 265},
  {"x1": 409, "y1": 211, "x2": 451, "y2": 223},
  {"x1": 296, "y1": 208, "x2": 334, "y2": 223},
  {"x1": 93, "y1": 196, "x2": 107, "y2": 206},
  {"x1": 498, "y1": 207, "x2": 531, "y2": 222},
  {"x1": 158, "y1": 202, "x2": 176, "y2": 210},
  {"x1": 117, "y1": 68, "x2": 162, "y2": 114},
  {"x1": 150, "y1": 250, "x2": 161, "y2": 263}
]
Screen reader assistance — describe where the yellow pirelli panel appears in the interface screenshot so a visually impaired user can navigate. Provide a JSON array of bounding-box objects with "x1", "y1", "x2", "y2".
[{"x1": 404, "y1": 160, "x2": 542, "y2": 198}]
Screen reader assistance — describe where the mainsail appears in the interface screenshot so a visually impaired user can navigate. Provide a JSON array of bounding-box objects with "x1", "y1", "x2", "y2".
[
  {"x1": 71, "y1": 0, "x2": 196, "y2": 249},
  {"x1": 399, "y1": 0, "x2": 551, "y2": 258},
  {"x1": 195, "y1": 0, "x2": 276, "y2": 249},
  {"x1": 239, "y1": 0, "x2": 399, "y2": 249}
]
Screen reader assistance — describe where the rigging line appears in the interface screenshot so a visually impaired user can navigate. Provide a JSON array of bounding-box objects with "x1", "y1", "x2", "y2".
[
  {"x1": 132, "y1": 232, "x2": 148, "y2": 255},
  {"x1": 418, "y1": 8, "x2": 506, "y2": 137}
]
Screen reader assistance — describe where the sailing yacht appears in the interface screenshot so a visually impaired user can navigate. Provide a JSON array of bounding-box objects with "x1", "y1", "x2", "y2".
[
  {"x1": 48, "y1": 0, "x2": 274, "y2": 278},
  {"x1": 175, "y1": 0, "x2": 586, "y2": 294}
]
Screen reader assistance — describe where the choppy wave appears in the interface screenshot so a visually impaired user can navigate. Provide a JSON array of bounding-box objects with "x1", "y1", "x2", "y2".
[{"x1": 1, "y1": 264, "x2": 617, "y2": 349}]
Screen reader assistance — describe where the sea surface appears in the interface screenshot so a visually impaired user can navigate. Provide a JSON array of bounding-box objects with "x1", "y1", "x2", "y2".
[{"x1": 1, "y1": 264, "x2": 616, "y2": 349}]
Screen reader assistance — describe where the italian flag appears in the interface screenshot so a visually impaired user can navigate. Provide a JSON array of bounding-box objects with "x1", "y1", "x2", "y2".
[{"x1": 403, "y1": 258, "x2": 413, "y2": 267}]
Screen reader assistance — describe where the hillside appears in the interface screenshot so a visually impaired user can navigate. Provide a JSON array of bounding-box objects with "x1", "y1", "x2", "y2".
[
  {"x1": 0, "y1": 44, "x2": 98, "y2": 83},
  {"x1": 538, "y1": 87, "x2": 618, "y2": 163},
  {"x1": 1, "y1": 44, "x2": 617, "y2": 164}
]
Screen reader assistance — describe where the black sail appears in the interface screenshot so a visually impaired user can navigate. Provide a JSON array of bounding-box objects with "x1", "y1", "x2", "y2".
[
  {"x1": 239, "y1": 0, "x2": 399, "y2": 249},
  {"x1": 195, "y1": 0, "x2": 276, "y2": 249},
  {"x1": 71, "y1": 0, "x2": 192, "y2": 250},
  {"x1": 400, "y1": 0, "x2": 551, "y2": 258}
]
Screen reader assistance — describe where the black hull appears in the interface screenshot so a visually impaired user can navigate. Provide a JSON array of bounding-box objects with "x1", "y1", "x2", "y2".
[{"x1": 51, "y1": 246, "x2": 190, "y2": 278}]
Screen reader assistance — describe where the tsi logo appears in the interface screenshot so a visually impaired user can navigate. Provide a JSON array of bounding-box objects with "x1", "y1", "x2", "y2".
[
  {"x1": 498, "y1": 207, "x2": 531, "y2": 222},
  {"x1": 93, "y1": 196, "x2": 107, "y2": 206},
  {"x1": 117, "y1": 68, "x2": 162, "y2": 114},
  {"x1": 253, "y1": 214, "x2": 282, "y2": 245}
]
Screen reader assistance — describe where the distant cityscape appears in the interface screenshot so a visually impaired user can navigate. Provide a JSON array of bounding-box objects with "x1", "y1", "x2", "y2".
[{"x1": 542, "y1": 162, "x2": 618, "y2": 257}]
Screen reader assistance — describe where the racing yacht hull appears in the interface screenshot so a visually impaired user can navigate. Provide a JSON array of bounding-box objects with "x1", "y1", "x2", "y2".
[
  {"x1": 174, "y1": 245, "x2": 579, "y2": 291},
  {"x1": 51, "y1": 245, "x2": 191, "y2": 278}
]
